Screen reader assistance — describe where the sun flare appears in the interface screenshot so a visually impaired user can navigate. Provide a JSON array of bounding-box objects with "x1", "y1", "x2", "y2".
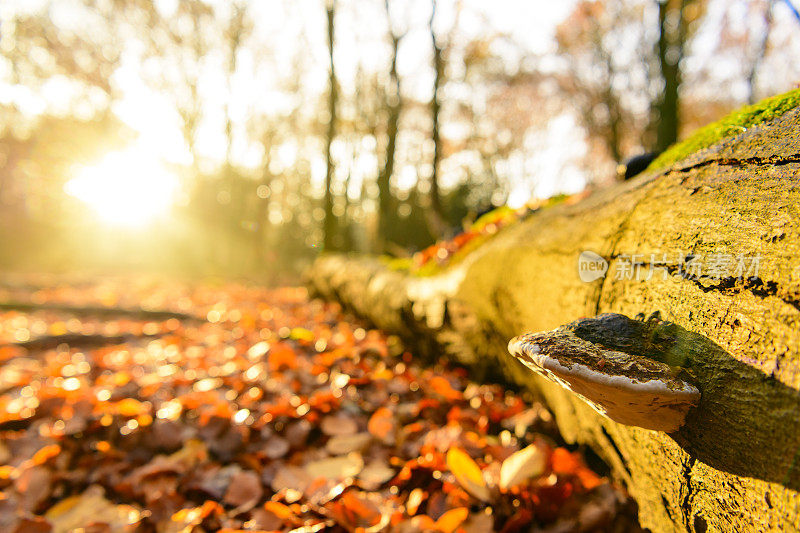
[{"x1": 65, "y1": 149, "x2": 180, "y2": 227}]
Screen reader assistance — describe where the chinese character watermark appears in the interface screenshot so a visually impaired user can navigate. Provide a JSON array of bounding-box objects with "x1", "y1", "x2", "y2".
[{"x1": 578, "y1": 251, "x2": 762, "y2": 283}]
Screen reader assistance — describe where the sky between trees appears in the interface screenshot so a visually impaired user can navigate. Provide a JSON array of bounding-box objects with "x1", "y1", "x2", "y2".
[{"x1": 1, "y1": 0, "x2": 799, "y2": 275}]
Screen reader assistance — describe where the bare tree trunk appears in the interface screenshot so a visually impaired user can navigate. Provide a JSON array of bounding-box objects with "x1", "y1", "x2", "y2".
[
  {"x1": 323, "y1": 1, "x2": 339, "y2": 251},
  {"x1": 223, "y1": 4, "x2": 245, "y2": 270},
  {"x1": 746, "y1": 1, "x2": 773, "y2": 104},
  {"x1": 253, "y1": 150, "x2": 274, "y2": 271},
  {"x1": 654, "y1": 0, "x2": 691, "y2": 153},
  {"x1": 377, "y1": 0, "x2": 403, "y2": 253},
  {"x1": 606, "y1": 93, "x2": 623, "y2": 163},
  {"x1": 427, "y1": 0, "x2": 448, "y2": 239},
  {"x1": 596, "y1": 44, "x2": 623, "y2": 163}
]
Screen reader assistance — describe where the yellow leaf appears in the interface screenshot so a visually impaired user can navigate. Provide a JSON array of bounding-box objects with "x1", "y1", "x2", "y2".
[
  {"x1": 169, "y1": 439, "x2": 208, "y2": 468},
  {"x1": 435, "y1": 507, "x2": 469, "y2": 533},
  {"x1": 115, "y1": 398, "x2": 147, "y2": 417},
  {"x1": 446, "y1": 448, "x2": 491, "y2": 502},
  {"x1": 45, "y1": 485, "x2": 141, "y2": 533},
  {"x1": 290, "y1": 327, "x2": 314, "y2": 341}
]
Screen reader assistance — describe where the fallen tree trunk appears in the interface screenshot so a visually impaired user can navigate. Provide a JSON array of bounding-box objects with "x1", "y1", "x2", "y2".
[{"x1": 306, "y1": 107, "x2": 800, "y2": 532}]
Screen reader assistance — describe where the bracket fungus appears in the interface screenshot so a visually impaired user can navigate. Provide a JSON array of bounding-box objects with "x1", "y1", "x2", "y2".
[{"x1": 508, "y1": 313, "x2": 700, "y2": 433}]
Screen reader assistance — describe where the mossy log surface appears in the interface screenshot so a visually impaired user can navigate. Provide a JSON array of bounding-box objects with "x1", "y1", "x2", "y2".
[{"x1": 306, "y1": 108, "x2": 800, "y2": 532}]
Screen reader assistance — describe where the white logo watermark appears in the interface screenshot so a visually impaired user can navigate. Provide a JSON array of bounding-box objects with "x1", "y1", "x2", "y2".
[
  {"x1": 577, "y1": 251, "x2": 608, "y2": 282},
  {"x1": 578, "y1": 251, "x2": 761, "y2": 282}
]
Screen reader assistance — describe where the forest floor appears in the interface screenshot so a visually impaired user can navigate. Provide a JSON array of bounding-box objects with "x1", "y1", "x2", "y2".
[{"x1": 0, "y1": 277, "x2": 643, "y2": 532}]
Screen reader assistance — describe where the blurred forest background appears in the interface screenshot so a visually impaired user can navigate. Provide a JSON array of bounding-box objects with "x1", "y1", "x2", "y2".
[{"x1": 1, "y1": 0, "x2": 799, "y2": 279}]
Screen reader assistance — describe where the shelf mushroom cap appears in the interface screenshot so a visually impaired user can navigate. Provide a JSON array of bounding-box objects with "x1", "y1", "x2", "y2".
[{"x1": 508, "y1": 315, "x2": 700, "y2": 432}]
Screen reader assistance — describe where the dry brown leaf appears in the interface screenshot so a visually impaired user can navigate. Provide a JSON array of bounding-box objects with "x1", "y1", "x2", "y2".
[
  {"x1": 329, "y1": 490, "x2": 386, "y2": 531},
  {"x1": 11, "y1": 516, "x2": 52, "y2": 533},
  {"x1": 460, "y1": 510, "x2": 494, "y2": 533},
  {"x1": 305, "y1": 453, "x2": 364, "y2": 482},
  {"x1": 271, "y1": 464, "x2": 313, "y2": 495},
  {"x1": 223, "y1": 470, "x2": 263, "y2": 510},
  {"x1": 169, "y1": 439, "x2": 208, "y2": 469},
  {"x1": 267, "y1": 342, "x2": 298, "y2": 371},
  {"x1": 367, "y1": 407, "x2": 396, "y2": 443},
  {"x1": 326, "y1": 432, "x2": 372, "y2": 455},
  {"x1": 429, "y1": 376, "x2": 461, "y2": 401},
  {"x1": 15, "y1": 465, "x2": 52, "y2": 512},
  {"x1": 357, "y1": 459, "x2": 395, "y2": 490},
  {"x1": 320, "y1": 415, "x2": 358, "y2": 436},
  {"x1": 44, "y1": 485, "x2": 141, "y2": 533},
  {"x1": 499, "y1": 444, "x2": 547, "y2": 490},
  {"x1": 263, "y1": 435, "x2": 291, "y2": 459},
  {"x1": 164, "y1": 501, "x2": 223, "y2": 533},
  {"x1": 0, "y1": 441, "x2": 10, "y2": 464}
]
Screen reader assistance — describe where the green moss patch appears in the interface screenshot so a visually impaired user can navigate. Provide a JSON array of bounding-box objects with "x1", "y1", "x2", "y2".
[{"x1": 648, "y1": 88, "x2": 800, "y2": 172}]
